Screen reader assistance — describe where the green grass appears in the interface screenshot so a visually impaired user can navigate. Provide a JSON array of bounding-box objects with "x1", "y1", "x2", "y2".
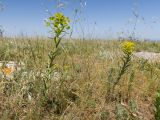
[{"x1": 0, "y1": 37, "x2": 160, "y2": 120}]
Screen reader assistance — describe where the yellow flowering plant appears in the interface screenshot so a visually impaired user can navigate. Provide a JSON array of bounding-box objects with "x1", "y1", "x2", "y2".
[
  {"x1": 44, "y1": 12, "x2": 70, "y2": 85},
  {"x1": 42, "y1": 12, "x2": 71, "y2": 99},
  {"x1": 112, "y1": 41, "x2": 135, "y2": 93},
  {"x1": 45, "y1": 12, "x2": 70, "y2": 69},
  {"x1": 40, "y1": 12, "x2": 71, "y2": 114}
]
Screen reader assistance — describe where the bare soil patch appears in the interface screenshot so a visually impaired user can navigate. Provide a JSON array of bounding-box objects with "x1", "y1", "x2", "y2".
[{"x1": 134, "y1": 51, "x2": 160, "y2": 62}]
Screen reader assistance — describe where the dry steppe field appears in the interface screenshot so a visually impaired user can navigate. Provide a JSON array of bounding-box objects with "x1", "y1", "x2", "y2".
[{"x1": 0, "y1": 37, "x2": 160, "y2": 120}]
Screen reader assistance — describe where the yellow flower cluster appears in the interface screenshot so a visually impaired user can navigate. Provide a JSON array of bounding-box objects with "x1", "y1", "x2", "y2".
[
  {"x1": 121, "y1": 41, "x2": 135, "y2": 55},
  {"x1": 54, "y1": 12, "x2": 70, "y2": 26},
  {"x1": 46, "y1": 12, "x2": 70, "y2": 34}
]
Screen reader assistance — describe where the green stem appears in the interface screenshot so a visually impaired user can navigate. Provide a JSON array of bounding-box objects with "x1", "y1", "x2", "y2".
[{"x1": 112, "y1": 54, "x2": 131, "y2": 93}]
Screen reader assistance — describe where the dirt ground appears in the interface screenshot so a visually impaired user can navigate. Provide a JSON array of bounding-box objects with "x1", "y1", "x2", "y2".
[{"x1": 134, "y1": 52, "x2": 160, "y2": 62}]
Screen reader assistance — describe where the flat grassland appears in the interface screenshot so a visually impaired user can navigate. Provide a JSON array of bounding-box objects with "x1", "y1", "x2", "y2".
[{"x1": 0, "y1": 37, "x2": 160, "y2": 120}]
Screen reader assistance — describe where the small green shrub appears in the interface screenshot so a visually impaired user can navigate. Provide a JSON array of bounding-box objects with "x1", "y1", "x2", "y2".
[{"x1": 112, "y1": 41, "x2": 135, "y2": 93}]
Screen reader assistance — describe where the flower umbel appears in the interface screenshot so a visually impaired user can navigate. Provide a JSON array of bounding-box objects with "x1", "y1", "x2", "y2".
[
  {"x1": 121, "y1": 41, "x2": 135, "y2": 55},
  {"x1": 46, "y1": 12, "x2": 70, "y2": 36}
]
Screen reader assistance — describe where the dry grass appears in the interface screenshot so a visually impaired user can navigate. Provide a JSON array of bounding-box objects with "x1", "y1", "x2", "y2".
[{"x1": 0, "y1": 37, "x2": 159, "y2": 120}]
